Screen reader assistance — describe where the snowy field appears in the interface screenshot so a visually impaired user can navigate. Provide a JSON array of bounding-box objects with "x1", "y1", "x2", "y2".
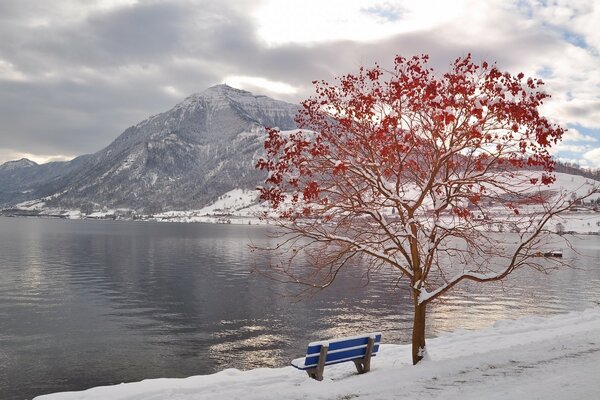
[
  {"x1": 8, "y1": 172, "x2": 600, "y2": 233},
  {"x1": 35, "y1": 308, "x2": 600, "y2": 400}
]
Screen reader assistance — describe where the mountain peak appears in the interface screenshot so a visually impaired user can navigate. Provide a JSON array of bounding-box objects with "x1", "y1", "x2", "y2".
[
  {"x1": 173, "y1": 84, "x2": 254, "y2": 112},
  {"x1": 168, "y1": 84, "x2": 299, "y2": 128},
  {"x1": 205, "y1": 83, "x2": 250, "y2": 94},
  {"x1": 194, "y1": 84, "x2": 255, "y2": 103},
  {"x1": 0, "y1": 158, "x2": 37, "y2": 171}
]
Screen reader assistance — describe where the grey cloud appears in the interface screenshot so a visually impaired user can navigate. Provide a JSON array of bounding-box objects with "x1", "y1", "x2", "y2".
[
  {"x1": 0, "y1": 25, "x2": 504, "y2": 158},
  {"x1": 0, "y1": 0, "x2": 596, "y2": 163},
  {"x1": 561, "y1": 102, "x2": 600, "y2": 129},
  {"x1": 88, "y1": 3, "x2": 186, "y2": 59},
  {"x1": 0, "y1": 0, "x2": 254, "y2": 158}
]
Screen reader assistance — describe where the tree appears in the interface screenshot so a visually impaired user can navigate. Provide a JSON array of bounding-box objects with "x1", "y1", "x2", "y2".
[
  {"x1": 79, "y1": 202, "x2": 95, "y2": 216},
  {"x1": 255, "y1": 54, "x2": 598, "y2": 365}
]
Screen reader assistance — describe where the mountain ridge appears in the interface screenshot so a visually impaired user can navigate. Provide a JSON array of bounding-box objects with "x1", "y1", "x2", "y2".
[
  {"x1": 0, "y1": 84, "x2": 299, "y2": 212},
  {"x1": 0, "y1": 158, "x2": 38, "y2": 171},
  {"x1": 4, "y1": 84, "x2": 599, "y2": 217}
]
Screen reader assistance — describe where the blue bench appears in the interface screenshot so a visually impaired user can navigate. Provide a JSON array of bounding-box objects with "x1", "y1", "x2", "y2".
[{"x1": 291, "y1": 332, "x2": 382, "y2": 381}]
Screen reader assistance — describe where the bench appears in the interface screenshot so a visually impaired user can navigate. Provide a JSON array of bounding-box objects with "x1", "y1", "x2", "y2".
[{"x1": 291, "y1": 332, "x2": 382, "y2": 381}]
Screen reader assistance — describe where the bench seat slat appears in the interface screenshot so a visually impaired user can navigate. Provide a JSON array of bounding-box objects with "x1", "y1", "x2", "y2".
[
  {"x1": 307, "y1": 332, "x2": 382, "y2": 347},
  {"x1": 292, "y1": 353, "x2": 379, "y2": 370},
  {"x1": 306, "y1": 333, "x2": 381, "y2": 354},
  {"x1": 303, "y1": 344, "x2": 380, "y2": 368},
  {"x1": 292, "y1": 353, "x2": 380, "y2": 370},
  {"x1": 305, "y1": 342, "x2": 379, "y2": 358},
  {"x1": 300, "y1": 350, "x2": 377, "y2": 369}
]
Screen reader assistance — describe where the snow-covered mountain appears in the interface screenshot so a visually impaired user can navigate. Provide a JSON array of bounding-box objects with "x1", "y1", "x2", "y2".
[
  {"x1": 0, "y1": 158, "x2": 37, "y2": 171},
  {"x1": 0, "y1": 85, "x2": 299, "y2": 212},
  {"x1": 0, "y1": 155, "x2": 94, "y2": 207}
]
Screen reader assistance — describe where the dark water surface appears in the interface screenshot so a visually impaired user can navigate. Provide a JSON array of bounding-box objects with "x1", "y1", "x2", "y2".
[{"x1": 1, "y1": 217, "x2": 599, "y2": 399}]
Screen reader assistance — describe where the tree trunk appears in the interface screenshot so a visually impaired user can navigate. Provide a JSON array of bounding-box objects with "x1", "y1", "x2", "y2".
[{"x1": 412, "y1": 298, "x2": 427, "y2": 365}]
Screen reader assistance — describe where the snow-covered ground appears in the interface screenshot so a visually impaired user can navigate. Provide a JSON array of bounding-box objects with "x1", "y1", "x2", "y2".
[
  {"x1": 147, "y1": 171, "x2": 600, "y2": 231},
  {"x1": 153, "y1": 188, "x2": 263, "y2": 224},
  {"x1": 35, "y1": 308, "x2": 600, "y2": 400},
  {"x1": 5, "y1": 171, "x2": 600, "y2": 232},
  {"x1": 130, "y1": 172, "x2": 600, "y2": 229}
]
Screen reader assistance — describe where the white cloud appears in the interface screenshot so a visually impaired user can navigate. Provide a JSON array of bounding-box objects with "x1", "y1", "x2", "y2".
[
  {"x1": 162, "y1": 85, "x2": 183, "y2": 98},
  {"x1": 562, "y1": 127, "x2": 597, "y2": 143},
  {"x1": 0, "y1": 149, "x2": 74, "y2": 165},
  {"x1": 582, "y1": 148, "x2": 600, "y2": 169},
  {"x1": 253, "y1": 0, "x2": 467, "y2": 46},
  {"x1": 0, "y1": 59, "x2": 28, "y2": 82},
  {"x1": 255, "y1": 0, "x2": 600, "y2": 135},
  {"x1": 223, "y1": 76, "x2": 298, "y2": 95},
  {"x1": 549, "y1": 144, "x2": 591, "y2": 155},
  {"x1": 525, "y1": 0, "x2": 600, "y2": 52}
]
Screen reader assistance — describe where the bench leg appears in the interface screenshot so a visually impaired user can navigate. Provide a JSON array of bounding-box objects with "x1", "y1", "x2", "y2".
[
  {"x1": 353, "y1": 359, "x2": 365, "y2": 374},
  {"x1": 306, "y1": 345, "x2": 328, "y2": 381},
  {"x1": 353, "y1": 337, "x2": 375, "y2": 374}
]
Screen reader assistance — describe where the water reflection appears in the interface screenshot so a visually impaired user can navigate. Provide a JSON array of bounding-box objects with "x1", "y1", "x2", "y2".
[{"x1": 0, "y1": 217, "x2": 599, "y2": 400}]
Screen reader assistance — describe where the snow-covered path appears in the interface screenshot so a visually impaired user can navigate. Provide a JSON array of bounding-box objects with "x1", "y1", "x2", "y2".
[
  {"x1": 374, "y1": 319, "x2": 600, "y2": 400},
  {"x1": 36, "y1": 309, "x2": 600, "y2": 400}
]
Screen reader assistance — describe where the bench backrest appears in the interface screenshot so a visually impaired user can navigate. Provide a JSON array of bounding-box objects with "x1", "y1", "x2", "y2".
[{"x1": 303, "y1": 332, "x2": 382, "y2": 368}]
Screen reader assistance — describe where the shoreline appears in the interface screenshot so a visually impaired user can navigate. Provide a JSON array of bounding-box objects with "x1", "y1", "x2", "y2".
[
  {"x1": 2, "y1": 211, "x2": 600, "y2": 235},
  {"x1": 34, "y1": 308, "x2": 600, "y2": 400}
]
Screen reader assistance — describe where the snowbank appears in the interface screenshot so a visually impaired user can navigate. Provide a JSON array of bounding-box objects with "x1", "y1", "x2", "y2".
[{"x1": 35, "y1": 308, "x2": 600, "y2": 400}]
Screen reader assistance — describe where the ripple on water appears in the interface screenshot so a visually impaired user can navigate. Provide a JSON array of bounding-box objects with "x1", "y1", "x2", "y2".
[{"x1": 1, "y1": 218, "x2": 600, "y2": 400}]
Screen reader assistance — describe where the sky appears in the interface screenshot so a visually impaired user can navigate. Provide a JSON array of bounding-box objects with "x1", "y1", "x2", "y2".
[{"x1": 0, "y1": 0, "x2": 599, "y2": 168}]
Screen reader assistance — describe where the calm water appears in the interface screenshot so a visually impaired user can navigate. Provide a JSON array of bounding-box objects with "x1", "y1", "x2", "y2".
[{"x1": 1, "y1": 217, "x2": 599, "y2": 400}]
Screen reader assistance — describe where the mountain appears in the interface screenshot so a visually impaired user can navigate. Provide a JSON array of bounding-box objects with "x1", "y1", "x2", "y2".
[
  {"x1": 0, "y1": 158, "x2": 37, "y2": 171},
  {"x1": 0, "y1": 85, "x2": 299, "y2": 212},
  {"x1": 0, "y1": 155, "x2": 94, "y2": 207}
]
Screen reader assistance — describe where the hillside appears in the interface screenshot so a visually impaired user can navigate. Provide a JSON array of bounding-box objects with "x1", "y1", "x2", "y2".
[
  {"x1": 1, "y1": 85, "x2": 599, "y2": 224},
  {"x1": 0, "y1": 85, "x2": 298, "y2": 212}
]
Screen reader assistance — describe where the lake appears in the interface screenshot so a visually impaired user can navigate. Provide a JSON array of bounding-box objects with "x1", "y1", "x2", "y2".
[{"x1": 1, "y1": 217, "x2": 599, "y2": 400}]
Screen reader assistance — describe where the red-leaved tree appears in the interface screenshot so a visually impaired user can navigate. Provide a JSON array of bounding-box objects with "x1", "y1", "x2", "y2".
[{"x1": 255, "y1": 54, "x2": 597, "y2": 365}]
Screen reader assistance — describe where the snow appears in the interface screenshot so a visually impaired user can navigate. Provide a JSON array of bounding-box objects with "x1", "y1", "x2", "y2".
[
  {"x1": 5, "y1": 172, "x2": 600, "y2": 233},
  {"x1": 14, "y1": 198, "x2": 46, "y2": 210},
  {"x1": 168, "y1": 85, "x2": 299, "y2": 123},
  {"x1": 34, "y1": 308, "x2": 600, "y2": 400},
  {"x1": 86, "y1": 209, "x2": 119, "y2": 219},
  {"x1": 0, "y1": 157, "x2": 37, "y2": 170},
  {"x1": 112, "y1": 149, "x2": 142, "y2": 175},
  {"x1": 152, "y1": 189, "x2": 265, "y2": 224},
  {"x1": 64, "y1": 210, "x2": 83, "y2": 219}
]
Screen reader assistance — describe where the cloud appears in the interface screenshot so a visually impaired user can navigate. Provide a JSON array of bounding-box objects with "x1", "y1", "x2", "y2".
[
  {"x1": 562, "y1": 127, "x2": 598, "y2": 143},
  {"x1": 524, "y1": 0, "x2": 600, "y2": 52},
  {"x1": 223, "y1": 76, "x2": 298, "y2": 95},
  {"x1": 0, "y1": 148, "x2": 74, "y2": 165},
  {"x1": 583, "y1": 148, "x2": 600, "y2": 169},
  {"x1": 362, "y1": 4, "x2": 406, "y2": 22},
  {"x1": 0, "y1": 0, "x2": 599, "y2": 165},
  {"x1": 0, "y1": 59, "x2": 28, "y2": 82}
]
